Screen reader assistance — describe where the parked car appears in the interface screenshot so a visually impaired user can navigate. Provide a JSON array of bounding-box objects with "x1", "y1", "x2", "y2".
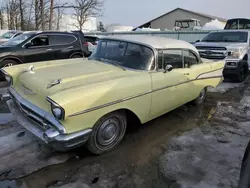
[
  {"x1": 173, "y1": 19, "x2": 202, "y2": 31},
  {"x1": 0, "y1": 30, "x2": 90, "y2": 69},
  {"x1": 71, "y1": 30, "x2": 91, "y2": 56},
  {"x1": 2, "y1": 35, "x2": 225, "y2": 154},
  {"x1": 195, "y1": 30, "x2": 250, "y2": 82},
  {"x1": 84, "y1": 35, "x2": 99, "y2": 52},
  {"x1": 224, "y1": 18, "x2": 250, "y2": 30},
  {"x1": 0, "y1": 30, "x2": 23, "y2": 45},
  {"x1": 238, "y1": 140, "x2": 250, "y2": 188}
]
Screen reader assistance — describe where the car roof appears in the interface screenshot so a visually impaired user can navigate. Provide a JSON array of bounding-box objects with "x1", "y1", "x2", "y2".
[
  {"x1": 210, "y1": 30, "x2": 250, "y2": 33},
  {"x1": 23, "y1": 31, "x2": 77, "y2": 35},
  {"x1": 99, "y1": 35, "x2": 199, "y2": 53}
]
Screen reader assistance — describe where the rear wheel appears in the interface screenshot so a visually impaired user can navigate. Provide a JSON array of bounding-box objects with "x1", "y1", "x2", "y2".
[
  {"x1": 70, "y1": 54, "x2": 83, "y2": 58},
  {"x1": 87, "y1": 111, "x2": 127, "y2": 155},
  {"x1": 192, "y1": 87, "x2": 207, "y2": 105}
]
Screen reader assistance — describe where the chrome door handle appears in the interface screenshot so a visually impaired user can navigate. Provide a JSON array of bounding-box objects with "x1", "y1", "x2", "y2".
[
  {"x1": 46, "y1": 48, "x2": 52, "y2": 51},
  {"x1": 183, "y1": 73, "x2": 190, "y2": 75},
  {"x1": 68, "y1": 46, "x2": 73, "y2": 49}
]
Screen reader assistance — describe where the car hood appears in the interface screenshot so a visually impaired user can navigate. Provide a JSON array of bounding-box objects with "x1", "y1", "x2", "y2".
[
  {"x1": 16, "y1": 58, "x2": 137, "y2": 100},
  {"x1": 195, "y1": 42, "x2": 248, "y2": 49},
  {"x1": 0, "y1": 45, "x2": 12, "y2": 50}
]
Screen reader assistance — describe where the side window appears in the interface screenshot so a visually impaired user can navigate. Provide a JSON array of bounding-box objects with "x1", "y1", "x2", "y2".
[
  {"x1": 158, "y1": 50, "x2": 183, "y2": 69},
  {"x1": 30, "y1": 35, "x2": 49, "y2": 47},
  {"x1": 50, "y1": 35, "x2": 76, "y2": 45},
  {"x1": 183, "y1": 50, "x2": 199, "y2": 67}
]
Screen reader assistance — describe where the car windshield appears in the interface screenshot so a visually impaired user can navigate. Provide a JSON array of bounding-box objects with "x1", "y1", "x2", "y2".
[
  {"x1": 202, "y1": 32, "x2": 248, "y2": 43},
  {"x1": 2, "y1": 33, "x2": 34, "y2": 46},
  {"x1": 0, "y1": 31, "x2": 15, "y2": 39},
  {"x1": 224, "y1": 19, "x2": 250, "y2": 29},
  {"x1": 89, "y1": 39, "x2": 154, "y2": 71}
]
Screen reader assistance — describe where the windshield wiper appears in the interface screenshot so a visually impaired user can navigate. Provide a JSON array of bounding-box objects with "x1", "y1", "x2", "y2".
[{"x1": 100, "y1": 58, "x2": 126, "y2": 71}]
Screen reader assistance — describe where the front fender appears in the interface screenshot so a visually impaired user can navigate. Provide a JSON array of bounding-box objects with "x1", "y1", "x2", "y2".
[{"x1": 49, "y1": 73, "x2": 152, "y2": 133}]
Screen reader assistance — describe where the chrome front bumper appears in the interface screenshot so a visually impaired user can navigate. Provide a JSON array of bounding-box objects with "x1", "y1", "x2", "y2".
[{"x1": 5, "y1": 89, "x2": 92, "y2": 151}]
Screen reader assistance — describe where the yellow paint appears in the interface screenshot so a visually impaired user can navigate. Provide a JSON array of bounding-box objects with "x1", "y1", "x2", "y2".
[{"x1": 3, "y1": 58, "x2": 225, "y2": 134}]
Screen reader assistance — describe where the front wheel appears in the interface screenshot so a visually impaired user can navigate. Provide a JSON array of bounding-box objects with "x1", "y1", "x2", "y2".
[
  {"x1": 87, "y1": 111, "x2": 127, "y2": 155},
  {"x1": 192, "y1": 87, "x2": 207, "y2": 105},
  {"x1": 235, "y1": 63, "x2": 248, "y2": 83},
  {"x1": 0, "y1": 59, "x2": 18, "y2": 81}
]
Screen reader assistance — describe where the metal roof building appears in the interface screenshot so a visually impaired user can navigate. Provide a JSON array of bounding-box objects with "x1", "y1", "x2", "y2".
[{"x1": 133, "y1": 8, "x2": 227, "y2": 31}]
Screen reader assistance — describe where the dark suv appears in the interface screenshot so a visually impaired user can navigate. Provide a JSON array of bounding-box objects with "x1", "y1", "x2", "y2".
[{"x1": 0, "y1": 31, "x2": 90, "y2": 68}]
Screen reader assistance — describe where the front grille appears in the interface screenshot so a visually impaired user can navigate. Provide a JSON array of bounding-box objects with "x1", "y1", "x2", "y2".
[
  {"x1": 196, "y1": 46, "x2": 227, "y2": 50},
  {"x1": 197, "y1": 45, "x2": 227, "y2": 60},
  {"x1": 10, "y1": 93, "x2": 50, "y2": 130},
  {"x1": 200, "y1": 53, "x2": 226, "y2": 60}
]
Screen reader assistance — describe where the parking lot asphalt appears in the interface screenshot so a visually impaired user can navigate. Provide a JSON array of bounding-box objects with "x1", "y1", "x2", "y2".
[{"x1": 0, "y1": 80, "x2": 248, "y2": 188}]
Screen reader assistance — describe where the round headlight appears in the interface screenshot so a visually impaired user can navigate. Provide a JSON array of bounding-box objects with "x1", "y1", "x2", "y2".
[
  {"x1": 5, "y1": 75, "x2": 12, "y2": 84},
  {"x1": 52, "y1": 106, "x2": 63, "y2": 120}
]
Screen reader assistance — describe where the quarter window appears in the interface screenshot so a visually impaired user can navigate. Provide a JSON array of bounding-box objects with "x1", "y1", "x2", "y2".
[
  {"x1": 158, "y1": 50, "x2": 183, "y2": 69},
  {"x1": 183, "y1": 50, "x2": 198, "y2": 67},
  {"x1": 50, "y1": 35, "x2": 76, "y2": 45}
]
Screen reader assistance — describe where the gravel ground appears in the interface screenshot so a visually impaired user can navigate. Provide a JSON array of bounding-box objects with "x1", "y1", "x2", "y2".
[{"x1": 0, "y1": 79, "x2": 248, "y2": 188}]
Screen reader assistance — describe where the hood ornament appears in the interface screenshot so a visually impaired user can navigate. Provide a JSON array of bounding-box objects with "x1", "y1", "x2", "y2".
[{"x1": 47, "y1": 78, "x2": 62, "y2": 89}]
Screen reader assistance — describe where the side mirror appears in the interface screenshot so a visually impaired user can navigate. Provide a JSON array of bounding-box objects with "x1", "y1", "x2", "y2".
[
  {"x1": 195, "y1": 40, "x2": 200, "y2": 43},
  {"x1": 24, "y1": 42, "x2": 32, "y2": 48},
  {"x1": 164, "y1": 64, "x2": 173, "y2": 73}
]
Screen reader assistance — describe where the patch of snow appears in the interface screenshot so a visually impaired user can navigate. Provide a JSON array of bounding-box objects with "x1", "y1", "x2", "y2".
[
  {"x1": 202, "y1": 19, "x2": 226, "y2": 30},
  {"x1": 134, "y1": 27, "x2": 161, "y2": 31},
  {"x1": 208, "y1": 82, "x2": 244, "y2": 93}
]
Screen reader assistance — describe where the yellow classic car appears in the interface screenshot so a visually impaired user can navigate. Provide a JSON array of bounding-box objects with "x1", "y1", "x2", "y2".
[{"x1": 1, "y1": 35, "x2": 225, "y2": 154}]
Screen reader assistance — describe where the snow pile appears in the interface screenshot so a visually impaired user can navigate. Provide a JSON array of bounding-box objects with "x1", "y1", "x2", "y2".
[
  {"x1": 202, "y1": 19, "x2": 225, "y2": 30},
  {"x1": 135, "y1": 27, "x2": 161, "y2": 31}
]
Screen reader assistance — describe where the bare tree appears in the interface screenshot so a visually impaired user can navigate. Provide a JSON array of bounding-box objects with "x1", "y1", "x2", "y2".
[
  {"x1": 72, "y1": 0, "x2": 103, "y2": 30},
  {"x1": 49, "y1": 0, "x2": 54, "y2": 30},
  {"x1": 27, "y1": 0, "x2": 35, "y2": 29},
  {"x1": 0, "y1": 6, "x2": 4, "y2": 29},
  {"x1": 40, "y1": 0, "x2": 45, "y2": 30},
  {"x1": 19, "y1": 0, "x2": 24, "y2": 30}
]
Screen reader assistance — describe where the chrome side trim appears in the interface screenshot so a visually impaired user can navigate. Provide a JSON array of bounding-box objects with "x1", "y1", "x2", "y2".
[
  {"x1": 68, "y1": 72, "x2": 223, "y2": 117},
  {"x1": 8, "y1": 86, "x2": 66, "y2": 134},
  {"x1": 68, "y1": 90, "x2": 152, "y2": 117},
  {"x1": 196, "y1": 68, "x2": 224, "y2": 79}
]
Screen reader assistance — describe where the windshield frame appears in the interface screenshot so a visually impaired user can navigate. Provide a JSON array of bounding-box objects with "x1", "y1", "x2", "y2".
[
  {"x1": 202, "y1": 31, "x2": 248, "y2": 43},
  {"x1": 2, "y1": 33, "x2": 35, "y2": 46},
  {"x1": 89, "y1": 39, "x2": 156, "y2": 72}
]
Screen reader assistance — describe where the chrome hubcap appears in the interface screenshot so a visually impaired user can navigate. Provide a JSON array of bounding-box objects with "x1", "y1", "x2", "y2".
[
  {"x1": 199, "y1": 89, "x2": 206, "y2": 101},
  {"x1": 97, "y1": 118, "x2": 120, "y2": 146},
  {"x1": 3, "y1": 63, "x2": 13, "y2": 67}
]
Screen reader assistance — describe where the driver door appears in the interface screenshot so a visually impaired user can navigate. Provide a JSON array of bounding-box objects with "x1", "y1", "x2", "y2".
[
  {"x1": 23, "y1": 35, "x2": 56, "y2": 63},
  {"x1": 150, "y1": 49, "x2": 192, "y2": 119}
]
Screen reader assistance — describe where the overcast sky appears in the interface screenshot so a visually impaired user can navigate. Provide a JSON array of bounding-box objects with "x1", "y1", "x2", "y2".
[{"x1": 99, "y1": 0, "x2": 250, "y2": 27}]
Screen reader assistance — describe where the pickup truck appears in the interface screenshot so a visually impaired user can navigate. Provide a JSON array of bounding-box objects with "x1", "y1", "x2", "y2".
[{"x1": 195, "y1": 30, "x2": 250, "y2": 82}]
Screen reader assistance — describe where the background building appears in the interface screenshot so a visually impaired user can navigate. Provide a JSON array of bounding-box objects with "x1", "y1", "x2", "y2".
[{"x1": 134, "y1": 8, "x2": 227, "y2": 31}]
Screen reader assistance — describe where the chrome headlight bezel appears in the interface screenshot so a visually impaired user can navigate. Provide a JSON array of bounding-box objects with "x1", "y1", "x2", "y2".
[
  {"x1": 227, "y1": 47, "x2": 244, "y2": 58},
  {"x1": 46, "y1": 97, "x2": 65, "y2": 120},
  {"x1": 1, "y1": 69, "x2": 13, "y2": 85}
]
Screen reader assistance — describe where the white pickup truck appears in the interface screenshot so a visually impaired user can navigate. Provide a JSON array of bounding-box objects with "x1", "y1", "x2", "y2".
[{"x1": 195, "y1": 30, "x2": 250, "y2": 82}]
